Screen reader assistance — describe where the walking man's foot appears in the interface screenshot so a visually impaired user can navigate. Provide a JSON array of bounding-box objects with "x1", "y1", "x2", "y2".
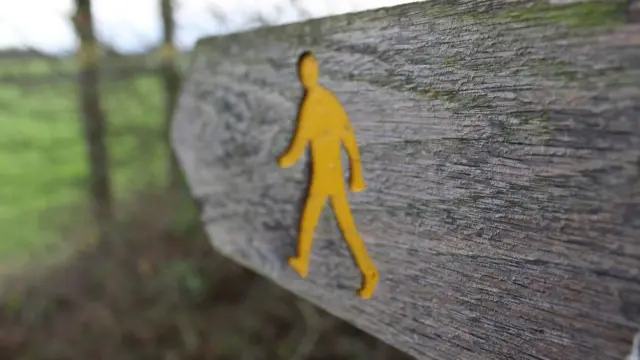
[
  {"x1": 288, "y1": 256, "x2": 309, "y2": 278},
  {"x1": 357, "y1": 268, "x2": 379, "y2": 299}
]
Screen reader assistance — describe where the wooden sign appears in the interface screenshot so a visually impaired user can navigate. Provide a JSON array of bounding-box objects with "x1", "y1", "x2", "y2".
[{"x1": 171, "y1": 1, "x2": 640, "y2": 359}]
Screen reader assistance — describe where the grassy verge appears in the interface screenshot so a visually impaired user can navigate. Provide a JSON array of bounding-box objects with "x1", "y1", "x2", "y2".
[{"x1": 0, "y1": 55, "x2": 171, "y2": 268}]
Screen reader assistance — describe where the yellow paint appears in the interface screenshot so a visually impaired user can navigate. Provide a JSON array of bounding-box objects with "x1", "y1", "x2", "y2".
[
  {"x1": 158, "y1": 42, "x2": 176, "y2": 62},
  {"x1": 76, "y1": 42, "x2": 100, "y2": 69},
  {"x1": 278, "y1": 51, "x2": 379, "y2": 299}
]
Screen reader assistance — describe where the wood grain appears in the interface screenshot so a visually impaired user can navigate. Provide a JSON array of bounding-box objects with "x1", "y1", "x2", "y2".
[{"x1": 171, "y1": 1, "x2": 640, "y2": 359}]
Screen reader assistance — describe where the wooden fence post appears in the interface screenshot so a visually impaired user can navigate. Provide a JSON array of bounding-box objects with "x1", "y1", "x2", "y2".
[
  {"x1": 72, "y1": 0, "x2": 114, "y2": 242},
  {"x1": 160, "y1": 0, "x2": 183, "y2": 191}
]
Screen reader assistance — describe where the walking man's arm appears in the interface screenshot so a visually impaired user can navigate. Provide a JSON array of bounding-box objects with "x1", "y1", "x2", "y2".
[
  {"x1": 341, "y1": 120, "x2": 365, "y2": 192},
  {"x1": 278, "y1": 101, "x2": 310, "y2": 168}
]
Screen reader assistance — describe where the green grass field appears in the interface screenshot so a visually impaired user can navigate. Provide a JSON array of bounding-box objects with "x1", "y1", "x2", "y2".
[{"x1": 0, "y1": 55, "x2": 181, "y2": 269}]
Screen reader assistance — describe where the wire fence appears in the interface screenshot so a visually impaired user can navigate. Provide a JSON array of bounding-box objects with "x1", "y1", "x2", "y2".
[
  {"x1": 0, "y1": 0, "x2": 409, "y2": 276},
  {"x1": 0, "y1": 51, "x2": 189, "y2": 271}
]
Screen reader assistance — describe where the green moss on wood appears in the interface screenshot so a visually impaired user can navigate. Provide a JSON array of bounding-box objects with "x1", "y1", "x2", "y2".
[
  {"x1": 528, "y1": 110, "x2": 552, "y2": 136},
  {"x1": 443, "y1": 56, "x2": 460, "y2": 67},
  {"x1": 421, "y1": 87, "x2": 492, "y2": 109},
  {"x1": 503, "y1": 110, "x2": 553, "y2": 142},
  {"x1": 498, "y1": 0, "x2": 628, "y2": 28}
]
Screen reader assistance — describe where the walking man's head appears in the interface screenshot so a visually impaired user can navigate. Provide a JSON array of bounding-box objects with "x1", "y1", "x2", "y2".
[{"x1": 297, "y1": 51, "x2": 318, "y2": 89}]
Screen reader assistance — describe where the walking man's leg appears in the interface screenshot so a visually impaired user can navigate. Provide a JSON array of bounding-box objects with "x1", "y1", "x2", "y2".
[
  {"x1": 330, "y1": 194, "x2": 378, "y2": 299},
  {"x1": 289, "y1": 192, "x2": 326, "y2": 277}
]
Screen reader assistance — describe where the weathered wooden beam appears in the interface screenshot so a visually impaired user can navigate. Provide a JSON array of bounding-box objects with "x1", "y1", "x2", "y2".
[{"x1": 171, "y1": 1, "x2": 640, "y2": 359}]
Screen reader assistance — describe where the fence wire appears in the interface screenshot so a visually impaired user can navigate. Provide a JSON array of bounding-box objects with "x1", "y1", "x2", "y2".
[
  {"x1": 0, "y1": 0, "x2": 405, "y2": 273},
  {"x1": 0, "y1": 51, "x2": 186, "y2": 268}
]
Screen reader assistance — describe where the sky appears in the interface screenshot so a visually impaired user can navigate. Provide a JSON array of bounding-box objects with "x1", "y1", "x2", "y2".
[{"x1": 0, "y1": 0, "x2": 415, "y2": 54}]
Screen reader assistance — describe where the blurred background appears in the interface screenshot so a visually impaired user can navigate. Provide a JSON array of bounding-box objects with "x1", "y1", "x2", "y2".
[{"x1": 0, "y1": 0, "x2": 416, "y2": 359}]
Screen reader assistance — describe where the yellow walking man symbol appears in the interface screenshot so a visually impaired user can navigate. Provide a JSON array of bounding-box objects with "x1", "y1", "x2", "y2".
[{"x1": 278, "y1": 51, "x2": 379, "y2": 299}]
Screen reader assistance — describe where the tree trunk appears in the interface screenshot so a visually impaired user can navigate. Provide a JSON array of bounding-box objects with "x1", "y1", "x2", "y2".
[
  {"x1": 160, "y1": 0, "x2": 182, "y2": 190},
  {"x1": 72, "y1": 0, "x2": 113, "y2": 242}
]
